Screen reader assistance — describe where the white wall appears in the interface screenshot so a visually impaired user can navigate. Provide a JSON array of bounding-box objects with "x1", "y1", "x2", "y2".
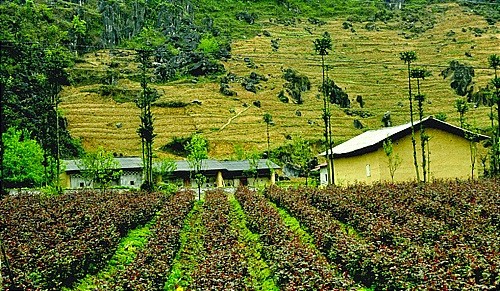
[
  {"x1": 120, "y1": 171, "x2": 142, "y2": 189},
  {"x1": 319, "y1": 167, "x2": 329, "y2": 186}
]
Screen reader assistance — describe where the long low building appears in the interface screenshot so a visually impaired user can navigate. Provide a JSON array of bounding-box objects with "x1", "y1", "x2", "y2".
[
  {"x1": 62, "y1": 157, "x2": 143, "y2": 189},
  {"x1": 61, "y1": 158, "x2": 280, "y2": 189}
]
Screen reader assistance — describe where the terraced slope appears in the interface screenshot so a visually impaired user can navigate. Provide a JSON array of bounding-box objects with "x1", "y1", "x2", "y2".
[{"x1": 60, "y1": 3, "x2": 499, "y2": 158}]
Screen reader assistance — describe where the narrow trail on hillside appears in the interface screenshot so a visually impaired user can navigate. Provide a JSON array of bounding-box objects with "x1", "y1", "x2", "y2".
[{"x1": 218, "y1": 106, "x2": 251, "y2": 132}]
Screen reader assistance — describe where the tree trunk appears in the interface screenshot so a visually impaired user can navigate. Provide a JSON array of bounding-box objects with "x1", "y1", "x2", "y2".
[
  {"x1": 321, "y1": 55, "x2": 332, "y2": 185},
  {"x1": 266, "y1": 123, "x2": 270, "y2": 153},
  {"x1": 417, "y1": 79, "x2": 426, "y2": 183},
  {"x1": 407, "y1": 62, "x2": 420, "y2": 182},
  {"x1": 55, "y1": 96, "x2": 61, "y2": 192},
  {"x1": 0, "y1": 58, "x2": 4, "y2": 198}
]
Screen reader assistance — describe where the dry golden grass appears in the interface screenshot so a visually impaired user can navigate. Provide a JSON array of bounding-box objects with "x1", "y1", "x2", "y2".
[{"x1": 60, "y1": 4, "x2": 499, "y2": 158}]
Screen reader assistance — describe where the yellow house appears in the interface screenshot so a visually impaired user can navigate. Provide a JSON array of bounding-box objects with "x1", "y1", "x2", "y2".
[{"x1": 320, "y1": 116, "x2": 489, "y2": 185}]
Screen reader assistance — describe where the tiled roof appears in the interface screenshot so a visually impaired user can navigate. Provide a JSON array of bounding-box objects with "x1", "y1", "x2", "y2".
[
  {"x1": 320, "y1": 116, "x2": 490, "y2": 158},
  {"x1": 174, "y1": 159, "x2": 280, "y2": 172},
  {"x1": 64, "y1": 157, "x2": 142, "y2": 172},
  {"x1": 64, "y1": 158, "x2": 280, "y2": 173}
]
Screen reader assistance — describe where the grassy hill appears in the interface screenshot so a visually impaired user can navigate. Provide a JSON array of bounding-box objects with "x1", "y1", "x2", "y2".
[{"x1": 60, "y1": 2, "x2": 500, "y2": 159}]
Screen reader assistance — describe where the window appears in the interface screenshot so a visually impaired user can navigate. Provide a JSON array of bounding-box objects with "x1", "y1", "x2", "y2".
[
  {"x1": 366, "y1": 164, "x2": 371, "y2": 177},
  {"x1": 79, "y1": 182, "x2": 84, "y2": 188},
  {"x1": 130, "y1": 181, "x2": 135, "y2": 186}
]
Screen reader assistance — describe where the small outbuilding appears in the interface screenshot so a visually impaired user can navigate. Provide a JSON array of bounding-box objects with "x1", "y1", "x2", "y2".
[{"x1": 320, "y1": 116, "x2": 489, "y2": 185}]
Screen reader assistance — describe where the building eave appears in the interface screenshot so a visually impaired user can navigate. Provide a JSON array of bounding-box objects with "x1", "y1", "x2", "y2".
[{"x1": 320, "y1": 116, "x2": 490, "y2": 159}]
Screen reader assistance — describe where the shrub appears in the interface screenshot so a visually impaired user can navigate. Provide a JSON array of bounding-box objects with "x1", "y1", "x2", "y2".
[
  {"x1": 152, "y1": 100, "x2": 189, "y2": 108},
  {"x1": 197, "y1": 34, "x2": 220, "y2": 56}
]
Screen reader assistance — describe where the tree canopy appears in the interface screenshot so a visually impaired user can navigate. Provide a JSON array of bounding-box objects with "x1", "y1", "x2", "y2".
[
  {"x1": 76, "y1": 147, "x2": 121, "y2": 191},
  {"x1": 185, "y1": 133, "x2": 208, "y2": 198},
  {"x1": 3, "y1": 127, "x2": 45, "y2": 189}
]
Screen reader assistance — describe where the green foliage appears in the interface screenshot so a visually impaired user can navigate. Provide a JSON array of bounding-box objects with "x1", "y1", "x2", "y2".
[
  {"x1": 399, "y1": 50, "x2": 417, "y2": 64},
  {"x1": 434, "y1": 112, "x2": 447, "y2": 121},
  {"x1": 273, "y1": 203, "x2": 317, "y2": 249},
  {"x1": 152, "y1": 100, "x2": 189, "y2": 108},
  {"x1": 382, "y1": 138, "x2": 401, "y2": 182},
  {"x1": 185, "y1": 134, "x2": 209, "y2": 197},
  {"x1": 153, "y1": 158, "x2": 177, "y2": 183},
  {"x1": 71, "y1": 220, "x2": 155, "y2": 290},
  {"x1": 313, "y1": 32, "x2": 332, "y2": 57},
  {"x1": 136, "y1": 49, "x2": 161, "y2": 191},
  {"x1": 164, "y1": 201, "x2": 205, "y2": 290},
  {"x1": 263, "y1": 112, "x2": 273, "y2": 125},
  {"x1": 71, "y1": 14, "x2": 87, "y2": 55},
  {"x1": 197, "y1": 34, "x2": 220, "y2": 56},
  {"x1": 411, "y1": 67, "x2": 432, "y2": 81},
  {"x1": 290, "y1": 136, "x2": 315, "y2": 185},
  {"x1": 2, "y1": 127, "x2": 44, "y2": 189},
  {"x1": 263, "y1": 112, "x2": 273, "y2": 151},
  {"x1": 441, "y1": 60, "x2": 475, "y2": 97},
  {"x1": 323, "y1": 79, "x2": 350, "y2": 108},
  {"x1": 161, "y1": 135, "x2": 207, "y2": 156},
  {"x1": 233, "y1": 144, "x2": 246, "y2": 160},
  {"x1": 228, "y1": 195, "x2": 279, "y2": 290},
  {"x1": 39, "y1": 185, "x2": 61, "y2": 198},
  {"x1": 77, "y1": 146, "x2": 122, "y2": 191},
  {"x1": 400, "y1": 50, "x2": 420, "y2": 182},
  {"x1": 0, "y1": 2, "x2": 69, "y2": 44},
  {"x1": 282, "y1": 68, "x2": 311, "y2": 104},
  {"x1": 244, "y1": 149, "x2": 261, "y2": 185},
  {"x1": 2, "y1": 41, "x2": 81, "y2": 163},
  {"x1": 126, "y1": 27, "x2": 167, "y2": 51},
  {"x1": 463, "y1": 1, "x2": 500, "y2": 25},
  {"x1": 455, "y1": 98, "x2": 469, "y2": 127},
  {"x1": 489, "y1": 54, "x2": 500, "y2": 72}
]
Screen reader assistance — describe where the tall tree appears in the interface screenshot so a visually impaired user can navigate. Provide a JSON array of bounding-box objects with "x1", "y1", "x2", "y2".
[
  {"x1": 291, "y1": 137, "x2": 314, "y2": 186},
  {"x1": 136, "y1": 49, "x2": 160, "y2": 191},
  {"x1": 42, "y1": 47, "x2": 73, "y2": 191},
  {"x1": 70, "y1": 14, "x2": 87, "y2": 56},
  {"x1": 454, "y1": 100, "x2": 479, "y2": 179},
  {"x1": 455, "y1": 98, "x2": 469, "y2": 128},
  {"x1": 244, "y1": 149, "x2": 261, "y2": 187},
  {"x1": 400, "y1": 50, "x2": 420, "y2": 182},
  {"x1": 488, "y1": 54, "x2": 500, "y2": 175},
  {"x1": 185, "y1": 134, "x2": 208, "y2": 199},
  {"x1": 314, "y1": 32, "x2": 334, "y2": 184},
  {"x1": 263, "y1": 112, "x2": 273, "y2": 154},
  {"x1": 0, "y1": 40, "x2": 5, "y2": 198},
  {"x1": 411, "y1": 67, "x2": 431, "y2": 182},
  {"x1": 489, "y1": 55, "x2": 500, "y2": 130}
]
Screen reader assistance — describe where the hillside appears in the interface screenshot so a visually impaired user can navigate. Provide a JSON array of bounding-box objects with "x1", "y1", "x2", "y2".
[{"x1": 60, "y1": 2, "x2": 500, "y2": 159}]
